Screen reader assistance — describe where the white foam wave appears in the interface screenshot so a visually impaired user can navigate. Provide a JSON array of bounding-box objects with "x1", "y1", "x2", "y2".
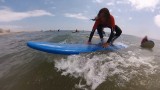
[
  {"x1": 54, "y1": 51, "x2": 157, "y2": 90},
  {"x1": 115, "y1": 42, "x2": 128, "y2": 48}
]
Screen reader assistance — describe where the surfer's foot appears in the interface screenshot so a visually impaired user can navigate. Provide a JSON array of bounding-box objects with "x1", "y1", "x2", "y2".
[
  {"x1": 102, "y1": 43, "x2": 110, "y2": 48},
  {"x1": 110, "y1": 43, "x2": 114, "y2": 46},
  {"x1": 98, "y1": 42, "x2": 103, "y2": 45},
  {"x1": 100, "y1": 38, "x2": 104, "y2": 42},
  {"x1": 98, "y1": 39, "x2": 104, "y2": 45}
]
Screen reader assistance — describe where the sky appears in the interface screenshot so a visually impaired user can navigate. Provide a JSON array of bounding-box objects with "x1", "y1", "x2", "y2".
[{"x1": 0, "y1": 0, "x2": 160, "y2": 40}]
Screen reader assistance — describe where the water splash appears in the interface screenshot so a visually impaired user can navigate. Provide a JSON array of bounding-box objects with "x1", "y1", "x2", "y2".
[{"x1": 54, "y1": 50, "x2": 157, "y2": 90}]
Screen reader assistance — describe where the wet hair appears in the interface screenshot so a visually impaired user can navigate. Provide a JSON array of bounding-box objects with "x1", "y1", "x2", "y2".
[{"x1": 97, "y1": 8, "x2": 110, "y2": 19}]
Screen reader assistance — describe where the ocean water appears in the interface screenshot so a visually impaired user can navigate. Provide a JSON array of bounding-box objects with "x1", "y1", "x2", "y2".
[{"x1": 0, "y1": 31, "x2": 160, "y2": 90}]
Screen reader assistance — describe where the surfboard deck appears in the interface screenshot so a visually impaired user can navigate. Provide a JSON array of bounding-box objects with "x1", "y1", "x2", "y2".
[{"x1": 27, "y1": 41, "x2": 126, "y2": 55}]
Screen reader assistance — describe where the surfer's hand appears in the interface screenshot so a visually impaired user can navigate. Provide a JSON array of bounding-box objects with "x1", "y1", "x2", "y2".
[{"x1": 102, "y1": 42, "x2": 110, "y2": 48}]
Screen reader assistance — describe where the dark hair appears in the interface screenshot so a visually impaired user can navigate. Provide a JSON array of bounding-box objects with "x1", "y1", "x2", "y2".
[{"x1": 97, "y1": 8, "x2": 110, "y2": 19}]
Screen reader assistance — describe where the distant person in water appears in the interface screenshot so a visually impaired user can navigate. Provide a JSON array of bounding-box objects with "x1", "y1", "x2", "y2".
[
  {"x1": 88, "y1": 8, "x2": 122, "y2": 47},
  {"x1": 141, "y1": 35, "x2": 155, "y2": 49},
  {"x1": 72, "y1": 29, "x2": 79, "y2": 33},
  {"x1": 75, "y1": 29, "x2": 79, "y2": 32},
  {"x1": 141, "y1": 36, "x2": 148, "y2": 45}
]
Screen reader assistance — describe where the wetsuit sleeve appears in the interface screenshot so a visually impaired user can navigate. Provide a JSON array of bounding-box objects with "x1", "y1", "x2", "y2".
[
  {"x1": 88, "y1": 20, "x2": 99, "y2": 42},
  {"x1": 88, "y1": 29, "x2": 95, "y2": 42},
  {"x1": 92, "y1": 20, "x2": 99, "y2": 30}
]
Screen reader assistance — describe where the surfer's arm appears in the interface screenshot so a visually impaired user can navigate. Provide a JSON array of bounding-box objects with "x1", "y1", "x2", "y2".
[
  {"x1": 88, "y1": 20, "x2": 99, "y2": 43},
  {"x1": 88, "y1": 29, "x2": 95, "y2": 43},
  {"x1": 91, "y1": 16, "x2": 98, "y2": 21}
]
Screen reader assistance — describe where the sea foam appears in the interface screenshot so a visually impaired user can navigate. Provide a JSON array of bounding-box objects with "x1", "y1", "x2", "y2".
[{"x1": 54, "y1": 51, "x2": 157, "y2": 90}]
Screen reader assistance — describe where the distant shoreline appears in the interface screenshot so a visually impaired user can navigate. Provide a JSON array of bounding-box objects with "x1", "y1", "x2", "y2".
[
  {"x1": 0, "y1": 32, "x2": 20, "y2": 35},
  {"x1": 0, "y1": 32, "x2": 11, "y2": 35}
]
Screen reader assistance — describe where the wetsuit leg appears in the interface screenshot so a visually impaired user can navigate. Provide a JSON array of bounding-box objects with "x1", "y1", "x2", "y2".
[
  {"x1": 88, "y1": 24, "x2": 104, "y2": 42},
  {"x1": 114, "y1": 25, "x2": 122, "y2": 37},
  {"x1": 107, "y1": 29, "x2": 114, "y2": 43},
  {"x1": 110, "y1": 25, "x2": 122, "y2": 44}
]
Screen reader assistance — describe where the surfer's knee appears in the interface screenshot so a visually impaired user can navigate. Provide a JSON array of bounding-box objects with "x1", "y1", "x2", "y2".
[{"x1": 115, "y1": 25, "x2": 122, "y2": 36}]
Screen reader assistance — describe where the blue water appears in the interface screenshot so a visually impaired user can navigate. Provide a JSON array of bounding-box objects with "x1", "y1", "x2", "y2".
[{"x1": 0, "y1": 31, "x2": 160, "y2": 90}]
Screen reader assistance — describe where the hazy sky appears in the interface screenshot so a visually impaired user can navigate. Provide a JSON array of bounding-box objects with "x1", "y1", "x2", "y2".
[{"x1": 0, "y1": 0, "x2": 160, "y2": 40}]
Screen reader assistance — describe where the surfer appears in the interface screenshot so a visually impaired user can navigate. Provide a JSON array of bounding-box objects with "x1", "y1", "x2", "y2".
[{"x1": 87, "y1": 8, "x2": 122, "y2": 47}]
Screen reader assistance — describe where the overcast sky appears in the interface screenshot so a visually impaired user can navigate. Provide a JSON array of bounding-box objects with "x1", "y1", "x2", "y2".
[{"x1": 0, "y1": 0, "x2": 160, "y2": 40}]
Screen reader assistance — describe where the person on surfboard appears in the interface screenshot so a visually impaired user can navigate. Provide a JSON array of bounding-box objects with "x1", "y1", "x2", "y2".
[
  {"x1": 140, "y1": 35, "x2": 155, "y2": 49},
  {"x1": 141, "y1": 36, "x2": 148, "y2": 45},
  {"x1": 88, "y1": 8, "x2": 122, "y2": 48}
]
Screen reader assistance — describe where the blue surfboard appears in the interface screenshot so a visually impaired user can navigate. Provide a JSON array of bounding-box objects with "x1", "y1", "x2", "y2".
[{"x1": 27, "y1": 41, "x2": 126, "y2": 55}]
